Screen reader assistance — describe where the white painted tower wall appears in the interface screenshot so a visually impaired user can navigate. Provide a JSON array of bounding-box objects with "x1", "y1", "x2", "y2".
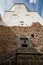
[{"x1": 1, "y1": 4, "x2": 43, "y2": 26}]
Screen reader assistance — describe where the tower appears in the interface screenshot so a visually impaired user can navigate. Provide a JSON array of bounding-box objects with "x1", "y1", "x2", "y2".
[{"x1": 1, "y1": 3, "x2": 43, "y2": 26}]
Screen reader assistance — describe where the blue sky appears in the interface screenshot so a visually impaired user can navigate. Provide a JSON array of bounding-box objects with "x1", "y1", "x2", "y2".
[{"x1": 0, "y1": 0, "x2": 43, "y2": 18}]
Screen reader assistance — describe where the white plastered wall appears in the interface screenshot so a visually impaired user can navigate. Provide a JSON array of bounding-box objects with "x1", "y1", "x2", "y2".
[{"x1": 1, "y1": 4, "x2": 43, "y2": 26}]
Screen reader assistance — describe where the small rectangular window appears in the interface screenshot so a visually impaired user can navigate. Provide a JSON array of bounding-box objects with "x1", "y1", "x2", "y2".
[
  {"x1": 25, "y1": 14, "x2": 29, "y2": 16},
  {"x1": 22, "y1": 44, "x2": 28, "y2": 47},
  {"x1": 19, "y1": 21, "x2": 24, "y2": 23},
  {"x1": 20, "y1": 38, "x2": 28, "y2": 40},
  {"x1": 13, "y1": 14, "x2": 17, "y2": 16},
  {"x1": 21, "y1": 24, "x2": 24, "y2": 25}
]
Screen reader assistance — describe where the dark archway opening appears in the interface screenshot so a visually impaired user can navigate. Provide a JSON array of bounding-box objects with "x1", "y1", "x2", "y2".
[{"x1": 22, "y1": 44, "x2": 28, "y2": 47}]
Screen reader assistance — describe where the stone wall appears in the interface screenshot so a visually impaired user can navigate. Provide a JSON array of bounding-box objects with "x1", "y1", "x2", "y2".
[
  {"x1": 0, "y1": 26, "x2": 17, "y2": 62},
  {"x1": 17, "y1": 54, "x2": 43, "y2": 65},
  {"x1": 0, "y1": 22, "x2": 43, "y2": 54},
  {"x1": 0, "y1": 47, "x2": 43, "y2": 65},
  {"x1": 0, "y1": 22, "x2": 43, "y2": 65},
  {"x1": 0, "y1": 51, "x2": 43, "y2": 65},
  {"x1": 11, "y1": 22, "x2": 43, "y2": 51}
]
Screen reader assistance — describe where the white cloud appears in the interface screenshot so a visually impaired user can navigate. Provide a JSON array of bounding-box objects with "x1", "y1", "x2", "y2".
[
  {"x1": 30, "y1": 0, "x2": 34, "y2": 3},
  {"x1": 30, "y1": 0, "x2": 37, "y2": 4}
]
